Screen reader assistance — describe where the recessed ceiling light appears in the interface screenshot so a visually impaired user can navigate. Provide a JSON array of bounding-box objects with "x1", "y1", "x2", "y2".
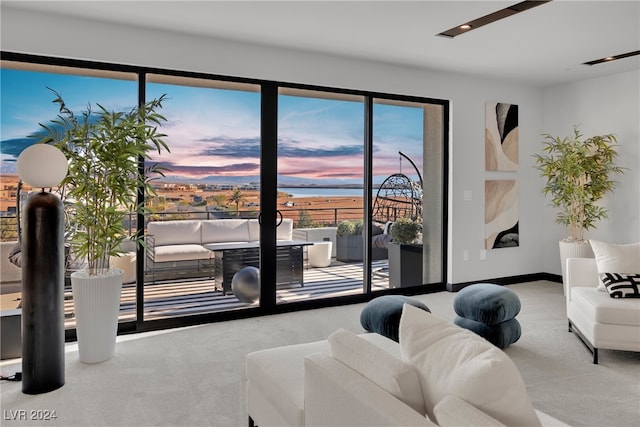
[
  {"x1": 437, "y1": 1, "x2": 552, "y2": 38},
  {"x1": 583, "y1": 50, "x2": 640, "y2": 66}
]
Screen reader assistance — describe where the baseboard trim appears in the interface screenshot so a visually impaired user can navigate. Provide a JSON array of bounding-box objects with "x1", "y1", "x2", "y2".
[{"x1": 447, "y1": 272, "x2": 562, "y2": 292}]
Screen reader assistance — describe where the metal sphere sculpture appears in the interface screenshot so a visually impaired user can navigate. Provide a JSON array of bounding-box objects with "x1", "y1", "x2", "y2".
[{"x1": 231, "y1": 266, "x2": 260, "y2": 303}]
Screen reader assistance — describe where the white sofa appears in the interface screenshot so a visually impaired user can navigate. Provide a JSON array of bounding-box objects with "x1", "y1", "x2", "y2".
[
  {"x1": 565, "y1": 248, "x2": 640, "y2": 364},
  {"x1": 146, "y1": 218, "x2": 294, "y2": 282},
  {"x1": 147, "y1": 218, "x2": 294, "y2": 264},
  {"x1": 246, "y1": 305, "x2": 569, "y2": 427}
]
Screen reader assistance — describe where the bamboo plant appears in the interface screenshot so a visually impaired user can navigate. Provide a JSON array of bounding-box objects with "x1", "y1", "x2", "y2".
[
  {"x1": 533, "y1": 125, "x2": 624, "y2": 242},
  {"x1": 38, "y1": 89, "x2": 170, "y2": 275}
]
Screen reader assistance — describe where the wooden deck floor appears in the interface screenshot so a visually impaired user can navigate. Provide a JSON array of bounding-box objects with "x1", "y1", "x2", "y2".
[{"x1": 63, "y1": 260, "x2": 390, "y2": 327}]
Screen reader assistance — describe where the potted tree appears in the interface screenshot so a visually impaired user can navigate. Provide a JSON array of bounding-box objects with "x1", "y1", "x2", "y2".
[
  {"x1": 533, "y1": 125, "x2": 625, "y2": 286},
  {"x1": 388, "y1": 217, "x2": 422, "y2": 288},
  {"x1": 39, "y1": 89, "x2": 170, "y2": 363}
]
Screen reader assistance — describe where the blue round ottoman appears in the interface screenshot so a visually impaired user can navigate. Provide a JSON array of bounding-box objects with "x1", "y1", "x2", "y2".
[
  {"x1": 360, "y1": 295, "x2": 430, "y2": 342},
  {"x1": 453, "y1": 283, "x2": 521, "y2": 348}
]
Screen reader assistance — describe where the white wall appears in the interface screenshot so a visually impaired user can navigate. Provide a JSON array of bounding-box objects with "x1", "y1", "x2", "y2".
[
  {"x1": 540, "y1": 70, "x2": 640, "y2": 274},
  {"x1": 7, "y1": 6, "x2": 633, "y2": 285}
]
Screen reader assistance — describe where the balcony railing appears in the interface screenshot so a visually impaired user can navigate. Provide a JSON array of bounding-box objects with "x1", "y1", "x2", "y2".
[
  {"x1": 0, "y1": 206, "x2": 369, "y2": 243},
  {"x1": 0, "y1": 203, "x2": 410, "y2": 244}
]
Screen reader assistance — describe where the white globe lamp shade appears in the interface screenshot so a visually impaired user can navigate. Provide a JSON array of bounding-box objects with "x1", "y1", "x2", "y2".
[{"x1": 16, "y1": 144, "x2": 68, "y2": 188}]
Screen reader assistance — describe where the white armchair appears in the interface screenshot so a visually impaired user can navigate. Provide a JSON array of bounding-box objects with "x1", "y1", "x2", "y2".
[{"x1": 566, "y1": 256, "x2": 640, "y2": 363}]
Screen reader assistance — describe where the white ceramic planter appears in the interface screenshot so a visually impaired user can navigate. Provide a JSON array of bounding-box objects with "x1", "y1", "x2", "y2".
[
  {"x1": 71, "y1": 268, "x2": 123, "y2": 363},
  {"x1": 308, "y1": 241, "x2": 333, "y2": 268},
  {"x1": 559, "y1": 240, "x2": 594, "y2": 294}
]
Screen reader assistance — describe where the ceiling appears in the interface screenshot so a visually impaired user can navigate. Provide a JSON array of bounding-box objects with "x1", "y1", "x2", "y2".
[{"x1": 4, "y1": 1, "x2": 640, "y2": 87}]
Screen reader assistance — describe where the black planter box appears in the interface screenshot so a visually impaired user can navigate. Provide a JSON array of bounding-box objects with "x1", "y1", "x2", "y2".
[
  {"x1": 336, "y1": 235, "x2": 387, "y2": 262},
  {"x1": 388, "y1": 242, "x2": 423, "y2": 288}
]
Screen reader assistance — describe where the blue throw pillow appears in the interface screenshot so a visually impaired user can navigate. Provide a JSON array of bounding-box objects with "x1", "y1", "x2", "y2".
[{"x1": 360, "y1": 295, "x2": 430, "y2": 342}]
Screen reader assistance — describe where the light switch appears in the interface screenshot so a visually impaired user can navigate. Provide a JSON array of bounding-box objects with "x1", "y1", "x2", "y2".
[{"x1": 463, "y1": 190, "x2": 472, "y2": 201}]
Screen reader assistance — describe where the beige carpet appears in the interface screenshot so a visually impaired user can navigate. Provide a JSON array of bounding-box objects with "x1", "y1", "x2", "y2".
[{"x1": 1, "y1": 281, "x2": 639, "y2": 426}]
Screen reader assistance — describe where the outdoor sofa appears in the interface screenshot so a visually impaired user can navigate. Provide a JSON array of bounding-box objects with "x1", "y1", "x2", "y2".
[{"x1": 145, "y1": 218, "x2": 299, "y2": 291}]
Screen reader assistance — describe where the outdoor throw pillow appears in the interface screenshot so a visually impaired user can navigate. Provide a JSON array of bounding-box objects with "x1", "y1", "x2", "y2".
[
  {"x1": 600, "y1": 273, "x2": 640, "y2": 298},
  {"x1": 399, "y1": 304, "x2": 541, "y2": 427},
  {"x1": 590, "y1": 240, "x2": 640, "y2": 291}
]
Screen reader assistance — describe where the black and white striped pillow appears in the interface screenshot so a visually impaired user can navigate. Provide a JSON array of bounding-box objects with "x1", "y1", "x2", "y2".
[{"x1": 600, "y1": 273, "x2": 640, "y2": 298}]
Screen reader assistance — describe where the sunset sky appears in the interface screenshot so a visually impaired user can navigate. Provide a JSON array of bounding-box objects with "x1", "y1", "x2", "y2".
[{"x1": 1, "y1": 68, "x2": 424, "y2": 185}]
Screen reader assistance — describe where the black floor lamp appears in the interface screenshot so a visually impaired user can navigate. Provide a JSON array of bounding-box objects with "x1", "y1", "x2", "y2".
[{"x1": 16, "y1": 144, "x2": 68, "y2": 394}]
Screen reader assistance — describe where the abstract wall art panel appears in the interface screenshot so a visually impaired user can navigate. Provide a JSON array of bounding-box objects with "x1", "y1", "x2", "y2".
[
  {"x1": 485, "y1": 179, "x2": 519, "y2": 249},
  {"x1": 485, "y1": 102, "x2": 518, "y2": 171}
]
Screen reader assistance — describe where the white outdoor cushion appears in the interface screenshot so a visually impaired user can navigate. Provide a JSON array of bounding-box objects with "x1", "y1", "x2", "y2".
[
  {"x1": 152, "y1": 244, "x2": 212, "y2": 263},
  {"x1": 328, "y1": 329, "x2": 426, "y2": 415},
  {"x1": 571, "y1": 287, "x2": 640, "y2": 326},
  {"x1": 399, "y1": 304, "x2": 541, "y2": 427},
  {"x1": 204, "y1": 241, "x2": 255, "y2": 251},
  {"x1": 147, "y1": 220, "x2": 202, "y2": 246},
  {"x1": 248, "y1": 219, "x2": 260, "y2": 241},
  {"x1": 277, "y1": 218, "x2": 294, "y2": 240},
  {"x1": 201, "y1": 219, "x2": 251, "y2": 243},
  {"x1": 590, "y1": 240, "x2": 640, "y2": 291},
  {"x1": 247, "y1": 219, "x2": 294, "y2": 241}
]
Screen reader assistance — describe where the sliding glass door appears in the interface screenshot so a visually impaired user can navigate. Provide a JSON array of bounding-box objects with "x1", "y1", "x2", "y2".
[
  {"x1": 1, "y1": 52, "x2": 448, "y2": 333},
  {"x1": 145, "y1": 74, "x2": 262, "y2": 318},
  {"x1": 276, "y1": 88, "x2": 366, "y2": 303},
  {"x1": 372, "y1": 99, "x2": 445, "y2": 289}
]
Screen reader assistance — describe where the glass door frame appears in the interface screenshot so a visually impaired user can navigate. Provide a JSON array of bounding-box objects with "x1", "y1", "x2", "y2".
[
  {"x1": 1, "y1": 51, "x2": 449, "y2": 337},
  {"x1": 259, "y1": 83, "x2": 278, "y2": 310}
]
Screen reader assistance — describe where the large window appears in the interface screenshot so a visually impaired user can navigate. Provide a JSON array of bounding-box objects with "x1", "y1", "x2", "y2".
[
  {"x1": 0, "y1": 61, "x2": 137, "y2": 329},
  {"x1": 0, "y1": 53, "x2": 448, "y2": 335}
]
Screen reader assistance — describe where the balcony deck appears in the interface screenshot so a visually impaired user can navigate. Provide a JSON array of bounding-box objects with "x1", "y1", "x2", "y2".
[{"x1": 61, "y1": 260, "x2": 390, "y2": 327}]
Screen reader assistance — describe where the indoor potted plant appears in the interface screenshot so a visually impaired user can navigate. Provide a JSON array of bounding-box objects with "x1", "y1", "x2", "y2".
[
  {"x1": 38, "y1": 89, "x2": 170, "y2": 363},
  {"x1": 533, "y1": 125, "x2": 624, "y2": 285},
  {"x1": 388, "y1": 217, "x2": 422, "y2": 288}
]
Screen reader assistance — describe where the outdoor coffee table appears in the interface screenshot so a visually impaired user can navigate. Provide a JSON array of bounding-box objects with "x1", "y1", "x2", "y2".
[{"x1": 204, "y1": 240, "x2": 313, "y2": 295}]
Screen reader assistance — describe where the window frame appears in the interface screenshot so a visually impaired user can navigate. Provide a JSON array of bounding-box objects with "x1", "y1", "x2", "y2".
[{"x1": 1, "y1": 51, "x2": 449, "y2": 338}]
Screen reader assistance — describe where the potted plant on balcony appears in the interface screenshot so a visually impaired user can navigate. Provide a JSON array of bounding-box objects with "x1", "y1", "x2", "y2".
[
  {"x1": 533, "y1": 125, "x2": 624, "y2": 286},
  {"x1": 388, "y1": 217, "x2": 422, "y2": 288},
  {"x1": 336, "y1": 220, "x2": 364, "y2": 262},
  {"x1": 39, "y1": 89, "x2": 170, "y2": 363}
]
